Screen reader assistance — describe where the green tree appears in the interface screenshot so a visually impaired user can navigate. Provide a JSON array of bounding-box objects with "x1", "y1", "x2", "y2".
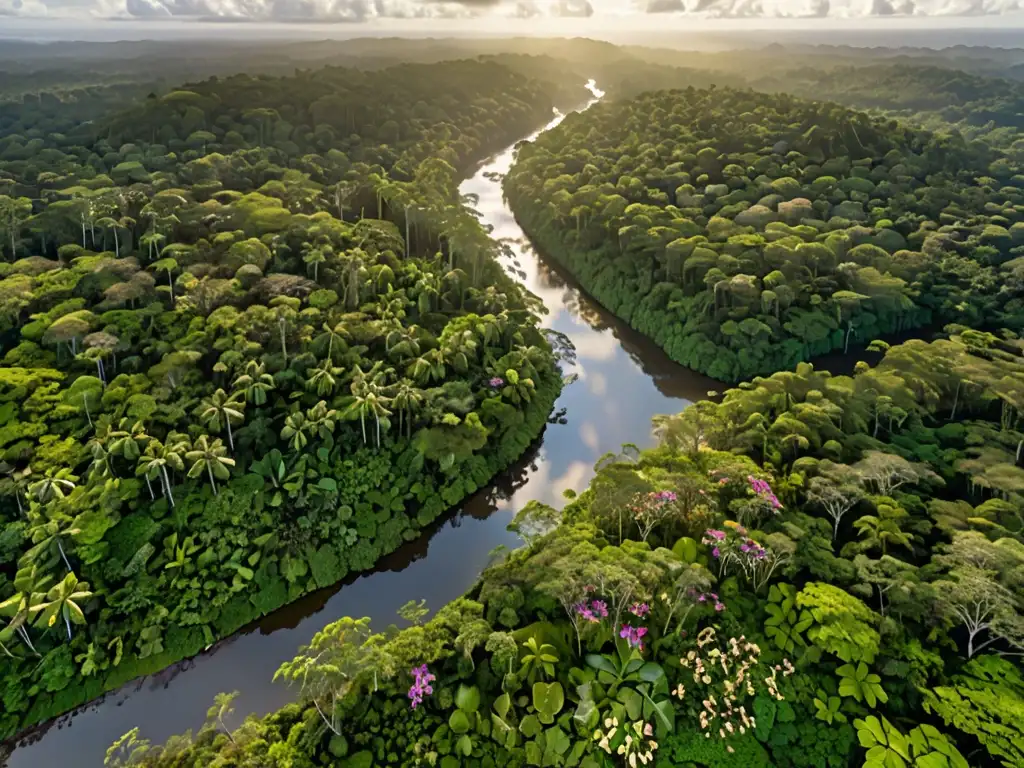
[
  {"x1": 273, "y1": 616, "x2": 374, "y2": 735},
  {"x1": 232, "y1": 360, "x2": 276, "y2": 406},
  {"x1": 186, "y1": 435, "x2": 235, "y2": 496},
  {"x1": 198, "y1": 389, "x2": 245, "y2": 452},
  {"x1": 31, "y1": 571, "x2": 95, "y2": 641}
]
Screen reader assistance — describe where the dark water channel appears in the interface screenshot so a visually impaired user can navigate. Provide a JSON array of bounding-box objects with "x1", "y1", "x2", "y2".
[{"x1": 3, "y1": 83, "x2": 717, "y2": 768}]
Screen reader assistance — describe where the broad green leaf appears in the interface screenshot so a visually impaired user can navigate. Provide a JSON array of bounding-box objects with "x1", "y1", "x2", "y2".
[{"x1": 456, "y1": 684, "x2": 481, "y2": 713}]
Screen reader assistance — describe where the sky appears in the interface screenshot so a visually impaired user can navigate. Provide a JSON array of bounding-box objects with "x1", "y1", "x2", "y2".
[{"x1": 4, "y1": 0, "x2": 1024, "y2": 34}]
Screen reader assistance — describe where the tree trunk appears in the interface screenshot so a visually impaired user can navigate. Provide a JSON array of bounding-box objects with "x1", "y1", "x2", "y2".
[
  {"x1": 145, "y1": 474, "x2": 155, "y2": 500},
  {"x1": 162, "y1": 465, "x2": 175, "y2": 507},
  {"x1": 82, "y1": 393, "x2": 92, "y2": 427},
  {"x1": 312, "y1": 699, "x2": 341, "y2": 736},
  {"x1": 57, "y1": 538, "x2": 72, "y2": 572},
  {"x1": 17, "y1": 625, "x2": 38, "y2": 655},
  {"x1": 226, "y1": 419, "x2": 234, "y2": 452},
  {"x1": 207, "y1": 463, "x2": 218, "y2": 496}
]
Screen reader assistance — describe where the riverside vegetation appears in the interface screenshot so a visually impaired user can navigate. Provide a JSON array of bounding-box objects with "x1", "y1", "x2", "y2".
[
  {"x1": 504, "y1": 87, "x2": 1024, "y2": 381},
  {"x1": 0, "y1": 59, "x2": 575, "y2": 739},
  {"x1": 2, "y1": 37, "x2": 1024, "y2": 768}
]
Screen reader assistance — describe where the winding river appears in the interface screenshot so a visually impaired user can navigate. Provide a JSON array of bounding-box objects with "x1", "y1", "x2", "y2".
[{"x1": 3, "y1": 82, "x2": 718, "y2": 768}]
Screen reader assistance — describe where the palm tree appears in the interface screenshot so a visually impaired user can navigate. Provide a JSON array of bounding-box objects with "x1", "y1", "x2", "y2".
[
  {"x1": 414, "y1": 271, "x2": 441, "y2": 314},
  {"x1": 0, "y1": 564, "x2": 49, "y2": 654},
  {"x1": 137, "y1": 439, "x2": 186, "y2": 507},
  {"x1": 24, "y1": 506, "x2": 80, "y2": 572},
  {"x1": 0, "y1": 460, "x2": 30, "y2": 515},
  {"x1": 385, "y1": 326, "x2": 421, "y2": 363},
  {"x1": 233, "y1": 360, "x2": 276, "y2": 406},
  {"x1": 31, "y1": 571, "x2": 94, "y2": 642},
  {"x1": 312, "y1": 322, "x2": 350, "y2": 362},
  {"x1": 108, "y1": 419, "x2": 150, "y2": 463},
  {"x1": 305, "y1": 401, "x2": 338, "y2": 446},
  {"x1": 199, "y1": 389, "x2": 245, "y2": 452},
  {"x1": 149, "y1": 257, "x2": 178, "y2": 303},
  {"x1": 340, "y1": 254, "x2": 367, "y2": 310},
  {"x1": 345, "y1": 381, "x2": 392, "y2": 448},
  {"x1": 302, "y1": 243, "x2": 328, "y2": 282},
  {"x1": 280, "y1": 411, "x2": 311, "y2": 454},
  {"x1": 306, "y1": 359, "x2": 345, "y2": 397},
  {"x1": 443, "y1": 329, "x2": 479, "y2": 373},
  {"x1": 95, "y1": 214, "x2": 120, "y2": 257},
  {"x1": 368, "y1": 167, "x2": 391, "y2": 220},
  {"x1": 28, "y1": 469, "x2": 77, "y2": 505},
  {"x1": 406, "y1": 349, "x2": 446, "y2": 385},
  {"x1": 186, "y1": 435, "x2": 235, "y2": 496},
  {"x1": 391, "y1": 381, "x2": 424, "y2": 438}
]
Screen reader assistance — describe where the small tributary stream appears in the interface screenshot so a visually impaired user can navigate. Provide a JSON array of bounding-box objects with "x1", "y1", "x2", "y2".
[{"x1": 3, "y1": 81, "x2": 719, "y2": 768}]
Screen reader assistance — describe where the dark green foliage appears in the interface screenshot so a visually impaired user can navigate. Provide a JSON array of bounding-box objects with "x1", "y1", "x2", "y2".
[{"x1": 505, "y1": 87, "x2": 1024, "y2": 381}]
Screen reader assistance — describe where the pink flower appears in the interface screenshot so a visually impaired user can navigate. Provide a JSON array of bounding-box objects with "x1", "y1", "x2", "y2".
[
  {"x1": 629, "y1": 602, "x2": 650, "y2": 618},
  {"x1": 620, "y1": 624, "x2": 648, "y2": 650},
  {"x1": 408, "y1": 664, "x2": 435, "y2": 709}
]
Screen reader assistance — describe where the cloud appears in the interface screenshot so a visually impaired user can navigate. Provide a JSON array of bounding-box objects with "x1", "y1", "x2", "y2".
[
  {"x1": 31, "y1": 0, "x2": 1024, "y2": 23},
  {"x1": 112, "y1": 0, "x2": 483, "y2": 19},
  {"x1": 800, "y1": 0, "x2": 830, "y2": 15},
  {"x1": 0, "y1": 0, "x2": 49, "y2": 15},
  {"x1": 646, "y1": 0, "x2": 683, "y2": 11},
  {"x1": 933, "y1": 0, "x2": 1019, "y2": 12},
  {"x1": 422, "y1": 0, "x2": 499, "y2": 5},
  {"x1": 864, "y1": 0, "x2": 916, "y2": 14},
  {"x1": 550, "y1": 0, "x2": 592, "y2": 14}
]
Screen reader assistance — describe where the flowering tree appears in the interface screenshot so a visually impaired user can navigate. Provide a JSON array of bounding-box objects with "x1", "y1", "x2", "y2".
[
  {"x1": 703, "y1": 527, "x2": 794, "y2": 593},
  {"x1": 658, "y1": 563, "x2": 716, "y2": 635},
  {"x1": 729, "y1": 475, "x2": 783, "y2": 528},
  {"x1": 630, "y1": 490, "x2": 681, "y2": 542}
]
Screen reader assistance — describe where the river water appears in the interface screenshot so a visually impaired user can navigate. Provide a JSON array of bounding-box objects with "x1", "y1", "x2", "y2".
[{"x1": 3, "y1": 82, "x2": 716, "y2": 768}]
